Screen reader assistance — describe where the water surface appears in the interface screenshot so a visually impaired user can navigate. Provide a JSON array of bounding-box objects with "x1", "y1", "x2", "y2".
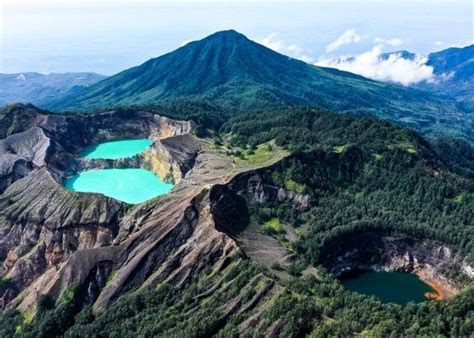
[
  {"x1": 341, "y1": 270, "x2": 435, "y2": 305},
  {"x1": 65, "y1": 168, "x2": 173, "y2": 204},
  {"x1": 81, "y1": 139, "x2": 153, "y2": 159}
]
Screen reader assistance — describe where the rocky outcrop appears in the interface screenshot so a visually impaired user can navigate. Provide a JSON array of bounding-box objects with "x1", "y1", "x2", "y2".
[
  {"x1": 0, "y1": 127, "x2": 50, "y2": 192},
  {"x1": 0, "y1": 103, "x2": 48, "y2": 139},
  {"x1": 0, "y1": 169, "x2": 123, "y2": 305},
  {"x1": 214, "y1": 167, "x2": 311, "y2": 212},
  {"x1": 142, "y1": 134, "x2": 199, "y2": 183},
  {"x1": 69, "y1": 134, "x2": 200, "y2": 184},
  {"x1": 10, "y1": 142, "x2": 243, "y2": 314},
  {"x1": 206, "y1": 166, "x2": 310, "y2": 276}
]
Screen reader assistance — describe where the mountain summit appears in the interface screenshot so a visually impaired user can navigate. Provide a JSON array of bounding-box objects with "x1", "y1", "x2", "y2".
[
  {"x1": 52, "y1": 29, "x2": 327, "y2": 109},
  {"x1": 49, "y1": 30, "x2": 470, "y2": 139}
]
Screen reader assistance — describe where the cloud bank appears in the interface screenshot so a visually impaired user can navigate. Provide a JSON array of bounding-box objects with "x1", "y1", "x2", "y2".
[
  {"x1": 326, "y1": 29, "x2": 361, "y2": 52},
  {"x1": 261, "y1": 33, "x2": 313, "y2": 62},
  {"x1": 316, "y1": 45, "x2": 434, "y2": 86}
]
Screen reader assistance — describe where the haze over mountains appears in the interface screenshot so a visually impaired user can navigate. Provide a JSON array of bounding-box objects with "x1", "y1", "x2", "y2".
[
  {"x1": 0, "y1": 72, "x2": 106, "y2": 107},
  {"x1": 419, "y1": 45, "x2": 474, "y2": 110},
  {"x1": 379, "y1": 45, "x2": 474, "y2": 110}
]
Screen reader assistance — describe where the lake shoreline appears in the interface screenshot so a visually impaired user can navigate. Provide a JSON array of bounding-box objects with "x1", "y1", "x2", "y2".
[{"x1": 415, "y1": 270, "x2": 457, "y2": 300}]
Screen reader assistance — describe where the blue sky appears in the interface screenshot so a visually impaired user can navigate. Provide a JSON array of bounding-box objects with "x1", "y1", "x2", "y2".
[{"x1": 1, "y1": 1, "x2": 472, "y2": 75}]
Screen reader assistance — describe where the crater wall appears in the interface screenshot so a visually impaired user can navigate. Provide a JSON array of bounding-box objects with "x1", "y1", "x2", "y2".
[{"x1": 319, "y1": 231, "x2": 473, "y2": 299}]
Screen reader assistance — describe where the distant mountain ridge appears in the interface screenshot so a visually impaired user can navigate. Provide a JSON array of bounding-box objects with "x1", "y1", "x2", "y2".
[
  {"x1": 47, "y1": 30, "x2": 471, "y2": 141},
  {"x1": 380, "y1": 50, "x2": 417, "y2": 61},
  {"x1": 0, "y1": 72, "x2": 107, "y2": 107},
  {"x1": 427, "y1": 45, "x2": 474, "y2": 79},
  {"x1": 420, "y1": 45, "x2": 474, "y2": 110},
  {"x1": 380, "y1": 45, "x2": 473, "y2": 110}
]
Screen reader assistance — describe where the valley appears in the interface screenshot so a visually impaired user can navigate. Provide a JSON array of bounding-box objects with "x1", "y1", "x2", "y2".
[{"x1": 0, "y1": 73, "x2": 107, "y2": 107}]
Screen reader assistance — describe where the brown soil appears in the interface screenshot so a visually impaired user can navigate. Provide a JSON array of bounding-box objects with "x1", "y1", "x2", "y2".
[{"x1": 415, "y1": 271, "x2": 457, "y2": 300}]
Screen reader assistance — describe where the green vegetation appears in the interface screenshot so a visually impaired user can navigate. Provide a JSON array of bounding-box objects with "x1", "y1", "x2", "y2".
[
  {"x1": 0, "y1": 277, "x2": 14, "y2": 289},
  {"x1": 453, "y1": 193, "x2": 464, "y2": 203},
  {"x1": 387, "y1": 140, "x2": 418, "y2": 154},
  {"x1": 251, "y1": 146, "x2": 473, "y2": 264},
  {"x1": 233, "y1": 141, "x2": 286, "y2": 167},
  {"x1": 272, "y1": 171, "x2": 307, "y2": 194},
  {"x1": 333, "y1": 145, "x2": 346, "y2": 153},
  {"x1": 284, "y1": 178, "x2": 306, "y2": 194},
  {"x1": 1, "y1": 97, "x2": 473, "y2": 336},
  {"x1": 372, "y1": 153, "x2": 383, "y2": 160},
  {"x1": 2, "y1": 261, "x2": 472, "y2": 337},
  {"x1": 262, "y1": 218, "x2": 284, "y2": 235},
  {"x1": 206, "y1": 137, "x2": 288, "y2": 169},
  {"x1": 46, "y1": 30, "x2": 472, "y2": 142}
]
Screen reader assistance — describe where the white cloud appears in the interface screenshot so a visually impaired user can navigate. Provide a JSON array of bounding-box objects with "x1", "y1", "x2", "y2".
[
  {"x1": 375, "y1": 37, "x2": 404, "y2": 46},
  {"x1": 260, "y1": 33, "x2": 313, "y2": 63},
  {"x1": 434, "y1": 40, "x2": 445, "y2": 46},
  {"x1": 316, "y1": 44, "x2": 434, "y2": 86},
  {"x1": 326, "y1": 29, "x2": 361, "y2": 53}
]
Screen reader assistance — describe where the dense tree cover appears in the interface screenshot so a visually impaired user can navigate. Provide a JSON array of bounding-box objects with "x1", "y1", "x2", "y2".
[
  {"x1": 250, "y1": 147, "x2": 473, "y2": 264},
  {"x1": 0, "y1": 104, "x2": 472, "y2": 337},
  {"x1": 2, "y1": 260, "x2": 472, "y2": 337},
  {"x1": 230, "y1": 106, "x2": 472, "y2": 265},
  {"x1": 432, "y1": 137, "x2": 474, "y2": 178}
]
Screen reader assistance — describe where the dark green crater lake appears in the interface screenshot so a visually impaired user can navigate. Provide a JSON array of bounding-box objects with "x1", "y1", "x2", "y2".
[{"x1": 341, "y1": 270, "x2": 436, "y2": 305}]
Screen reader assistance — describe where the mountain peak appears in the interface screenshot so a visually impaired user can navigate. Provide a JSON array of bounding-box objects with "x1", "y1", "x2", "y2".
[
  {"x1": 191, "y1": 29, "x2": 250, "y2": 48},
  {"x1": 380, "y1": 50, "x2": 417, "y2": 61},
  {"x1": 204, "y1": 29, "x2": 248, "y2": 41},
  {"x1": 47, "y1": 30, "x2": 471, "y2": 142}
]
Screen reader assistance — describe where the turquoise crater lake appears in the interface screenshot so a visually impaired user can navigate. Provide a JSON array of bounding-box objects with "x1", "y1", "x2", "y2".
[
  {"x1": 81, "y1": 139, "x2": 153, "y2": 159},
  {"x1": 65, "y1": 168, "x2": 174, "y2": 204},
  {"x1": 342, "y1": 271, "x2": 436, "y2": 305}
]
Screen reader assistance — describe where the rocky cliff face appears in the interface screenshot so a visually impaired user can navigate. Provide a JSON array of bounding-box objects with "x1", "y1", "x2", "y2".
[
  {"x1": 0, "y1": 104, "x2": 287, "y2": 318},
  {"x1": 320, "y1": 231, "x2": 473, "y2": 298},
  {"x1": 0, "y1": 104, "x2": 201, "y2": 312},
  {"x1": 0, "y1": 127, "x2": 49, "y2": 192},
  {"x1": 68, "y1": 134, "x2": 199, "y2": 184},
  {"x1": 214, "y1": 165, "x2": 312, "y2": 213}
]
